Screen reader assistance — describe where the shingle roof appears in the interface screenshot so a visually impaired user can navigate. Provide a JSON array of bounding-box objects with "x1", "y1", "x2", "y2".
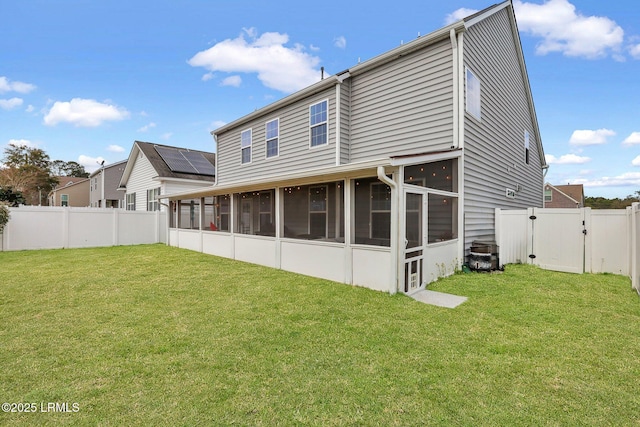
[{"x1": 135, "y1": 141, "x2": 216, "y2": 182}]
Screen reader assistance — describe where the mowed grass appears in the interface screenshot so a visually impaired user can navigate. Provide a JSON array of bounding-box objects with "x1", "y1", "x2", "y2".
[{"x1": 1, "y1": 244, "x2": 639, "y2": 426}]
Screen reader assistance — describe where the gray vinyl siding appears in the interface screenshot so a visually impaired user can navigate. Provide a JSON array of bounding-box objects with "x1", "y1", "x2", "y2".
[
  {"x1": 339, "y1": 79, "x2": 351, "y2": 164},
  {"x1": 349, "y1": 39, "x2": 454, "y2": 161},
  {"x1": 104, "y1": 164, "x2": 125, "y2": 201},
  {"x1": 216, "y1": 88, "x2": 337, "y2": 185},
  {"x1": 462, "y1": 8, "x2": 544, "y2": 251}
]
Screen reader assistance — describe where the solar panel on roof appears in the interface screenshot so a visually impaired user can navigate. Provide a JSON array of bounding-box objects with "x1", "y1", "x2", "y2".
[
  {"x1": 181, "y1": 150, "x2": 216, "y2": 176},
  {"x1": 154, "y1": 145, "x2": 215, "y2": 176}
]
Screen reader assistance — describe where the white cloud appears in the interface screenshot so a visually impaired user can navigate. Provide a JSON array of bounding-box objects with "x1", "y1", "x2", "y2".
[
  {"x1": 137, "y1": 122, "x2": 157, "y2": 132},
  {"x1": 7, "y1": 138, "x2": 36, "y2": 148},
  {"x1": 161, "y1": 132, "x2": 173, "y2": 140},
  {"x1": 188, "y1": 27, "x2": 322, "y2": 93},
  {"x1": 202, "y1": 72, "x2": 215, "y2": 81},
  {"x1": 545, "y1": 153, "x2": 591, "y2": 164},
  {"x1": 514, "y1": 0, "x2": 624, "y2": 59},
  {"x1": 334, "y1": 36, "x2": 347, "y2": 49},
  {"x1": 0, "y1": 76, "x2": 36, "y2": 94},
  {"x1": 630, "y1": 44, "x2": 640, "y2": 59},
  {"x1": 445, "y1": 8, "x2": 479, "y2": 25},
  {"x1": 78, "y1": 155, "x2": 106, "y2": 173},
  {"x1": 44, "y1": 98, "x2": 130, "y2": 127},
  {"x1": 573, "y1": 172, "x2": 640, "y2": 188},
  {"x1": 107, "y1": 145, "x2": 125, "y2": 153},
  {"x1": 0, "y1": 97, "x2": 23, "y2": 110},
  {"x1": 623, "y1": 132, "x2": 640, "y2": 145},
  {"x1": 569, "y1": 128, "x2": 616, "y2": 146},
  {"x1": 632, "y1": 156, "x2": 640, "y2": 167},
  {"x1": 221, "y1": 75, "x2": 242, "y2": 87},
  {"x1": 25, "y1": 105, "x2": 34, "y2": 113}
]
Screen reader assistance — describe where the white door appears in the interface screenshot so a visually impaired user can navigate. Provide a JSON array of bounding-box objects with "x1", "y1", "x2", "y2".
[{"x1": 403, "y1": 189, "x2": 427, "y2": 293}]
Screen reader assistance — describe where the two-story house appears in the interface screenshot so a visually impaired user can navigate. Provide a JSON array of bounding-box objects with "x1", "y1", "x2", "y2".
[
  {"x1": 89, "y1": 160, "x2": 127, "y2": 208},
  {"x1": 162, "y1": 0, "x2": 547, "y2": 294}
]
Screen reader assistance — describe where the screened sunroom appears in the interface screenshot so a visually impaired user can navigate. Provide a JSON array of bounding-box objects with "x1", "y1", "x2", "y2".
[{"x1": 164, "y1": 155, "x2": 462, "y2": 294}]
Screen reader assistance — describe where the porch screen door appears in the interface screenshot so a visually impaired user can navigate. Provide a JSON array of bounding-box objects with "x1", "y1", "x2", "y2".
[{"x1": 404, "y1": 190, "x2": 427, "y2": 293}]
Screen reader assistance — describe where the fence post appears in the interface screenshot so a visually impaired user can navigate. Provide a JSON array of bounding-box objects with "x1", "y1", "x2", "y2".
[
  {"x1": 583, "y1": 207, "x2": 592, "y2": 274},
  {"x1": 632, "y1": 202, "x2": 639, "y2": 292},
  {"x1": 526, "y1": 207, "x2": 535, "y2": 265},
  {"x1": 63, "y1": 207, "x2": 70, "y2": 248},
  {"x1": 113, "y1": 209, "x2": 120, "y2": 246}
]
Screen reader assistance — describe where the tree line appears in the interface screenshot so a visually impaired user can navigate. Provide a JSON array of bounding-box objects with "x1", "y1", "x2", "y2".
[
  {"x1": 0, "y1": 143, "x2": 89, "y2": 206},
  {"x1": 584, "y1": 193, "x2": 640, "y2": 209}
]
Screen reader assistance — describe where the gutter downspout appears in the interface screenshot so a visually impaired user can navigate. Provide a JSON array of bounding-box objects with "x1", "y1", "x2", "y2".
[
  {"x1": 335, "y1": 72, "x2": 350, "y2": 166},
  {"x1": 377, "y1": 165, "x2": 398, "y2": 294}
]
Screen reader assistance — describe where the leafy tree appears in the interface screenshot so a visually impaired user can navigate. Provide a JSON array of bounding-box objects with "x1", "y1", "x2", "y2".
[
  {"x1": 0, "y1": 186, "x2": 26, "y2": 207},
  {"x1": 50, "y1": 160, "x2": 89, "y2": 178},
  {"x1": 0, "y1": 143, "x2": 58, "y2": 205},
  {"x1": 584, "y1": 194, "x2": 638, "y2": 209}
]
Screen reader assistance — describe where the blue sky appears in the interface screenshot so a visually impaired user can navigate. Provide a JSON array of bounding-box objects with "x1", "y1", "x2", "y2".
[{"x1": 1, "y1": 0, "x2": 639, "y2": 198}]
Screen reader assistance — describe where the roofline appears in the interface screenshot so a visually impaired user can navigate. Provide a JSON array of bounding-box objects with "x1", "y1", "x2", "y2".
[
  {"x1": 89, "y1": 159, "x2": 127, "y2": 178},
  {"x1": 212, "y1": 20, "x2": 466, "y2": 136},
  {"x1": 545, "y1": 182, "x2": 581, "y2": 204},
  {"x1": 160, "y1": 158, "x2": 393, "y2": 200},
  {"x1": 48, "y1": 177, "x2": 90, "y2": 195}
]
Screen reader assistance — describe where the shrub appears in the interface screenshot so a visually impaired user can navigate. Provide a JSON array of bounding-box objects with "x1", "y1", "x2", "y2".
[{"x1": 0, "y1": 203, "x2": 9, "y2": 234}]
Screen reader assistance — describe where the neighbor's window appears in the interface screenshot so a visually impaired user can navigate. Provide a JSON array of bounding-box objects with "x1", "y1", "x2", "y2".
[
  {"x1": 465, "y1": 67, "x2": 481, "y2": 121},
  {"x1": 428, "y1": 194, "x2": 458, "y2": 243},
  {"x1": 282, "y1": 182, "x2": 344, "y2": 242},
  {"x1": 266, "y1": 118, "x2": 279, "y2": 158},
  {"x1": 309, "y1": 100, "x2": 328, "y2": 147},
  {"x1": 61, "y1": 194, "x2": 69, "y2": 207},
  {"x1": 354, "y1": 177, "x2": 391, "y2": 247},
  {"x1": 126, "y1": 193, "x2": 136, "y2": 211},
  {"x1": 544, "y1": 187, "x2": 552, "y2": 202},
  {"x1": 147, "y1": 187, "x2": 161, "y2": 211},
  {"x1": 235, "y1": 190, "x2": 275, "y2": 236},
  {"x1": 524, "y1": 130, "x2": 530, "y2": 165},
  {"x1": 241, "y1": 128, "x2": 252, "y2": 164}
]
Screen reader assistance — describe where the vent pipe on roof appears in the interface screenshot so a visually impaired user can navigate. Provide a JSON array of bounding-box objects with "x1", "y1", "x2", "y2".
[{"x1": 321, "y1": 66, "x2": 324, "y2": 80}]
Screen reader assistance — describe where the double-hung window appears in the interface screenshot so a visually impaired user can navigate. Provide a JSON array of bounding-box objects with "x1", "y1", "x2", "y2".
[
  {"x1": 309, "y1": 100, "x2": 328, "y2": 147},
  {"x1": 266, "y1": 119, "x2": 279, "y2": 158},
  {"x1": 147, "y1": 187, "x2": 160, "y2": 211},
  {"x1": 126, "y1": 193, "x2": 136, "y2": 211},
  {"x1": 241, "y1": 129, "x2": 252, "y2": 164},
  {"x1": 61, "y1": 194, "x2": 69, "y2": 207}
]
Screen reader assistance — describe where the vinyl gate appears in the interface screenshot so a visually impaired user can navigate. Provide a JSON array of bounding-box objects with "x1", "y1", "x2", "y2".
[{"x1": 496, "y1": 206, "x2": 636, "y2": 279}]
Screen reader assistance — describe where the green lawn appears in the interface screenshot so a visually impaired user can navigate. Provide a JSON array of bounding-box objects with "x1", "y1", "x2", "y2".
[{"x1": 1, "y1": 244, "x2": 639, "y2": 426}]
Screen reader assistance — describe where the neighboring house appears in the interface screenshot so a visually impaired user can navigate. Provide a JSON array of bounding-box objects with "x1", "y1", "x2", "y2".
[
  {"x1": 89, "y1": 160, "x2": 127, "y2": 208},
  {"x1": 118, "y1": 141, "x2": 216, "y2": 212},
  {"x1": 48, "y1": 177, "x2": 90, "y2": 207},
  {"x1": 163, "y1": 0, "x2": 547, "y2": 294},
  {"x1": 544, "y1": 183, "x2": 584, "y2": 208}
]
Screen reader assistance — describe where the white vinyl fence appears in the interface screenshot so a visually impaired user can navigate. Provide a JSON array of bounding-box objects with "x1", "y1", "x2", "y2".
[
  {"x1": 0, "y1": 206, "x2": 167, "y2": 251},
  {"x1": 496, "y1": 203, "x2": 640, "y2": 293}
]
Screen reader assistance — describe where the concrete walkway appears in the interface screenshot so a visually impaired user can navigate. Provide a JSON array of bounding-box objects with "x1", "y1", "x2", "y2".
[{"x1": 409, "y1": 289, "x2": 467, "y2": 308}]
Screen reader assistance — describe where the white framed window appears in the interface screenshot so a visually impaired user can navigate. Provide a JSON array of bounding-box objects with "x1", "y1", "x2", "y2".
[
  {"x1": 241, "y1": 128, "x2": 252, "y2": 164},
  {"x1": 147, "y1": 187, "x2": 161, "y2": 211},
  {"x1": 544, "y1": 187, "x2": 552, "y2": 202},
  {"x1": 465, "y1": 67, "x2": 481, "y2": 121},
  {"x1": 309, "y1": 100, "x2": 328, "y2": 147},
  {"x1": 61, "y1": 194, "x2": 69, "y2": 207},
  {"x1": 126, "y1": 193, "x2": 136, "y2": 211},
  {"x1": 265, "y1": 118, "x2": 279, "y2": 158}
]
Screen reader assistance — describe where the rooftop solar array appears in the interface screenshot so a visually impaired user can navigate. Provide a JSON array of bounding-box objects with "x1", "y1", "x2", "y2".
[{"x1": 154, "y1": 146, "x2": 215, "y2": 176}]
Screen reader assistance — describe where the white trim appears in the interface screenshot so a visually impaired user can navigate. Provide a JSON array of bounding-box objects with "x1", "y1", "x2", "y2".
[
  {"x1": 465, "y1": 66, "x2": 482, "y2": 122},
  {"x1": 335, "y1": 82, "x2": 341, "y2": 165},
  {"x1": 391, "y1": 149, "x2": 462, "y2": 166},
  {"x1": 464, "y1": 0, "x2": 511, "y2": 28}
]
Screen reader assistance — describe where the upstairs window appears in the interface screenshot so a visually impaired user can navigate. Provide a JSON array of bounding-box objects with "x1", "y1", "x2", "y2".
[
  {"x1": 309, "y1": 100, "x2": 328, "y2": 147},
  {"x1": 465, "y1": 67, "x2": 481, "y2": 121},
  {"x1": 266, "y1": 119, "x2": 279, "y2": 158},
  {"x1": 61, "y1": 194, "x2": 69, "y2": 207},
  {"x1": 241, "y1": 129, "x2": 252, "y2": 164}
]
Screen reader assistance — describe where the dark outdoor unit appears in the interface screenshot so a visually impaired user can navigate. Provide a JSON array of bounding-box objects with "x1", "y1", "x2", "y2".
[{"x1": 468, "y1": 240, "x2": 500, "y2": 271}]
